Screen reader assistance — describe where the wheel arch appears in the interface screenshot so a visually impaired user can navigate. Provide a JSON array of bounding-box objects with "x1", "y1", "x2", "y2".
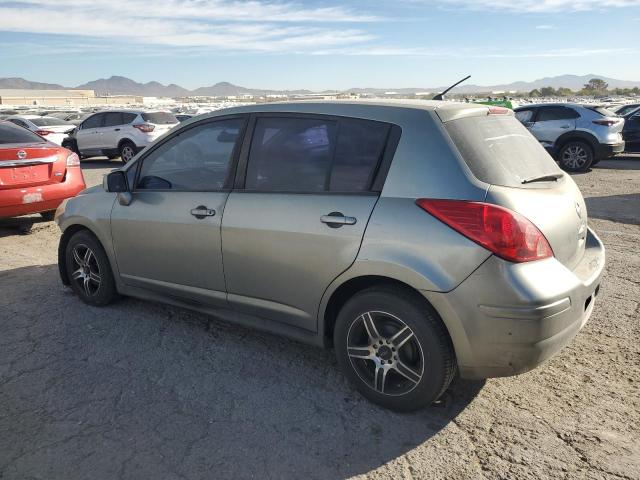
[
  {"x1": 555, "y1": 130, "x2": 598, "y2": 154},
  {"x1": 58, "y1": 224, "x2": 96, "y2": 285},
  {"x1": 117, "y1": 137, "x2": 137, "y2": 151},
  {"x1": 320, "y1": 275, "x2": 454, "y2": 351}
]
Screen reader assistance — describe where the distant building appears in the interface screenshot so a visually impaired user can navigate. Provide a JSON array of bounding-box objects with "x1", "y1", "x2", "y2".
[{"x1": 0, "y1": 88, "x2": 142, "y2": 106}]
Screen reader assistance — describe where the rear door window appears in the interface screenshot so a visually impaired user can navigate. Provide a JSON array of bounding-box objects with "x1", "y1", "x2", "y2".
[
  {"x1": 103, "y1": 112, "x2": 124, "y2": 127},
  {"x1": 445, "y1": 114, "x2": 562, "y2": 188},
  {"x1": 244, "y1": 116, "x2": 391, "y2": 193},
  {"x1": 536, "y1": 106, "x2": 579, "y2": 122}
]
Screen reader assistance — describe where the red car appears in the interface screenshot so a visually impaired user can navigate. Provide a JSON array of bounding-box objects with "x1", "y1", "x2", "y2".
[{"x1": 0, "y1": 121, "x2": 86, "y2": 220}]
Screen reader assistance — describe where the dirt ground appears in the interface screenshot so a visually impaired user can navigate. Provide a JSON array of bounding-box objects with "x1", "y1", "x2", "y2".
[{"x1": 1, "y1": 156, "x2": 639, "y2": 480}]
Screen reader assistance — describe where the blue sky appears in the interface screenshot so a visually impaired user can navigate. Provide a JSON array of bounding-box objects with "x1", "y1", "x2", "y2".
[{"x1": 0, "y1": 0, "x2": 639, "y2": 90}]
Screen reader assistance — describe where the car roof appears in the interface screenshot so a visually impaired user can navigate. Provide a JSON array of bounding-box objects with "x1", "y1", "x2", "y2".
[{"x1": 198, "y1": 99, "x2": 493, "y2": 123}]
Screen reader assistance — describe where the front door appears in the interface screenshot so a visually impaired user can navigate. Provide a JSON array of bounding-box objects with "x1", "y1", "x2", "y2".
[
  {"x1": 222, "y1": 115, "x2": 394, "y2": 331},
  {"x1": 110, "y1": 116, "x2": 247, "y2": 305},
  {"x1": 75, "y1": 113, "x2": 104, "y2": 153}
]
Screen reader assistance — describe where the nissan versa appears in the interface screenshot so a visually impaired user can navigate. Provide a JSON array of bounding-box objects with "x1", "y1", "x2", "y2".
[{"x1": 55, "y1": 101, "x2": 605, "y2": 411}]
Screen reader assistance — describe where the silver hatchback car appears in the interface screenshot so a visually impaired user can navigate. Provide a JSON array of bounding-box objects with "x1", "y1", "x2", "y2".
[{"x1": 56, "y1": 101, "x2": 605, "y2": 411}]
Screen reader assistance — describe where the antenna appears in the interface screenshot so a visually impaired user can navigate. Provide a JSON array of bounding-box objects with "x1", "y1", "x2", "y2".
[{"x1": 432, "y1": 75, "x2": 471, "y2": 101}]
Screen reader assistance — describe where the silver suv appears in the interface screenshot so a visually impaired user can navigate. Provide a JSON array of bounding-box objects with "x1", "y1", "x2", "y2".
[
  {"x1": 55, "y1": 101, "x2": 605, "y2": 411},
  {"x1": 514, "y1": 103, "x2": 624, "y2": 172},
  {"x1": 63, "y1": 110, "x2": 178, "y2": 163}
]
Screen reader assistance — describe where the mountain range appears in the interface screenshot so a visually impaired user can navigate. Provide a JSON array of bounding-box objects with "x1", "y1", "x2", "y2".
[{"x1": 1, "y1": 74, "x2": 638, "y2": 97}]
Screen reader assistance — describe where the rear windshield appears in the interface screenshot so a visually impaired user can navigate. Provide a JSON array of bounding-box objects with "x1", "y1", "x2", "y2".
[
  {"x1": 585, "y1": 106, "x2": 616, "y2": 117},
  {"x1": 445, "y1": 115, "x2": 561, "y2": 188},
  {"x1": 141, "y1": 112, "x2": 177, "y2": 124},
  {"x1": 0, "y1": 123, "x2": 46, "y2": 144},
  {"x1": 31, "y1": 117, "x2": 73, "y2": 126}
]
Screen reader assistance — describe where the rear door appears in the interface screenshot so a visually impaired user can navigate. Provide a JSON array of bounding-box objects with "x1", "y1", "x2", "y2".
[
  {"x1": 528, "y1": 106, "x2": 579, "y2": 150},
  {"x1": 110, "y1": 116, "x2": 247, "y2": 305},
  {"x1": 76, "y1": 113, "x2": 104, "y2": 152},
  {"x1": 221, "y1": 114, "x2": 397, "y2": 331}
]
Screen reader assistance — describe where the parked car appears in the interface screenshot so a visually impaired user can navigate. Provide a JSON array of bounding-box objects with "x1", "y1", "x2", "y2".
[
  {"x1": 56, "y1": 101, "x2": 604, "y2": 411},
  {"x1": 514, "y1": 103, "x2": 625, "y2": 171},
  {"x1": 0, "y1": 121, "x2": 85, "y2": 220},
  {"x1": 62, "y1": 110, "x2": 179, "y2": 163},
  {"x1": 175, "y1": 114, "x2": 194, "y2": 122},
  {"x1": 622, "y1": 109, "x2": 640, "y2": 152},
  {"x1": 50, "y1": 112, "x2": 92, "y2": 125},
  {"x1": 6, "y1": 115, "x2": 76, "y2": 146},
  {"x1": 613, "y1": 103, "x2": 640, "y2": 117}
]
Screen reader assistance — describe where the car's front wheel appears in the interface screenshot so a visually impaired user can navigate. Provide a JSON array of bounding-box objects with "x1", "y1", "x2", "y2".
[
  {"x1": 65, "y1": 230, "x2": 118, "y2": 306},
  {"x1": 558, "y1": 141, "x2": 594, "y2": 172},
  {"x1": 334, "y1": 286, "x2": 456, "y2": 412}
]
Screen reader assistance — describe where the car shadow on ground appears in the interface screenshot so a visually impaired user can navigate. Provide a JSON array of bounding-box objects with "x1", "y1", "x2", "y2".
[
  {"x1": 585, "y1": 193, "x2": 640, "y2": 226},
  {"x1": 1, "y1": 264, "x2": 485, "y2": 479},
  {"x1": 0, "y1": 217, "x2": 51, "y2": 237}
]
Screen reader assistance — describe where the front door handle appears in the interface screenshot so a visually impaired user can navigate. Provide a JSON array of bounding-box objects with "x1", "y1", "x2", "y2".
[
  {"x1": 560, "y1": 125, "x2": 571, "y2": 129},
  {"x1": 190, "y1": 205, "x2": 216, "y2": 219},
  {"x1": 320, "y1": 212, "x2": 357, "y2": 228},
  {"x1": 115, "y1": 128, "x2": 120, "y2": 131}
]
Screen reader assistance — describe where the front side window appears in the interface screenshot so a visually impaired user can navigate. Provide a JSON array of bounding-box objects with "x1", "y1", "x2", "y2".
[
  {"x1": 246, "y1": 117, "x2": 337, "y2": 192},
  {"x1": 81, "y1": 114, "x2": 103, "y2": 129},
  {"x1": 137, "y1": 118, "x2": 244, "y2": 191}
]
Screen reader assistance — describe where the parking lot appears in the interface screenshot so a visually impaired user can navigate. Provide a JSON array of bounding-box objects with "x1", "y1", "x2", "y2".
[{"x1": 1, "y1": 156, "x2": 639, "y2": 479}]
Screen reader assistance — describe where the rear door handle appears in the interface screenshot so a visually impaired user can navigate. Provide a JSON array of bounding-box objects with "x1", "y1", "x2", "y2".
[
  {"x1": 115, "y1": 128, "x2": 120, "y2": 131},
  {"x1": 560, "y1": 125, "x2": 571, "y2": 129},
  {"x1": 320, "y1": 212, "x2": 357, "y2": 228},
  {"x1": 190, "y1": 205, "x2": 216, "y2": 219}
]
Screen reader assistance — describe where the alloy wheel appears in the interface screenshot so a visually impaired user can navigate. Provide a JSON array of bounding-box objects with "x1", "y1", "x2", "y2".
[
  {"x1": 346, "y1": 311, "x2": 424, "y2": 396},
  {"x1": 70, "y1": 244, "x2": 101, "y2": 297},
  {"x1": 121, "y1": 146, "x2": 135, "y2": 163},
  {"x1": 562, "y1": 145, "x2": 589, "y2": 169}
]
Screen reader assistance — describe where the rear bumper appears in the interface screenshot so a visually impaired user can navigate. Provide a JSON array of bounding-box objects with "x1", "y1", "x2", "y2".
[
  {"x1": 595, "y1": 141, "x2": 625, "y2": 158},
  {"x1": 424, "y1": 228, "x2": 605, "y2": 379},
  {"x1": 0, "y1": 167, "x2": 86, "y2": 218}
]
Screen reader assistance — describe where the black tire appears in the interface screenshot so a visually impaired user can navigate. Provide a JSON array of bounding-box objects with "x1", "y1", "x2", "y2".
[
  {"x1": 558, "y1": 141, "x2": 594, "y2": 172},
  {"x1": 65, "y1": 230, "x2": 118, "y2": 306},
  {"x1": 40, "y1": 211, "x2": 56, "y2": 221},
  {"x1": 62, "y1": 139, "x2": 80, "y2": 157},
  {"x1": 119, "y1": 141, "x2": 136, "y2": 164},
  {"x1": 334, "y1": 286, "x2": 456, "y2": 412}
]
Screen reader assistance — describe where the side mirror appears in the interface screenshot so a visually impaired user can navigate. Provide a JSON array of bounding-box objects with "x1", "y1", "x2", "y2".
[{"x1": 105, "y1": 171, "x2": 128, "y2": 193}]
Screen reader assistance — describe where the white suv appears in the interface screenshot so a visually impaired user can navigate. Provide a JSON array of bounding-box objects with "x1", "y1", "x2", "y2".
[{"x1": 63, "y1": 110, "x2": 179, "y2": 163}]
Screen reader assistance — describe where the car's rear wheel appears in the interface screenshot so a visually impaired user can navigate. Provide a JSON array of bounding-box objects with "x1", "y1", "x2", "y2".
[
  {"x1": 119, "y1": 141, "x2": 136, "y2": 164},
  {"x1": 65, "y1": 230, "x2": 118, "y2": 306},
  {"x1": 334, "y1": 286, "x2": 456, "y2": 412},
  {"x1": 558, "y1": 141, "x2": 594, "y2": 172}
]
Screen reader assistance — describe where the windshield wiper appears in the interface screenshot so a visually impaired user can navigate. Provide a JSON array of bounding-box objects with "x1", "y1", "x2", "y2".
[{"x1": 521, "y1": 173, "x2": 564, "y2": 184}]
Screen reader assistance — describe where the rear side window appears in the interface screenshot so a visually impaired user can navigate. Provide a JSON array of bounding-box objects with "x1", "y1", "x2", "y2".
[
  {"x1": 0, "y1": 123, "x2": 45, "y2": 144},
  {"x1": 585, "y1": 106, "x2": 617, "y2": 117},
  {"x1": 103, "y1": 112, "x2": 124, "y2": 127},
  {"x1": 245, "y1": 116, "x2": 390, "y2": 193},
  {"x1": 514, "y1": 109, "x2": 534, "y2": 123},
  {"x1": 536, "y1": 106, "x2": 579, "y2": 122},
  {"x1": 123, "y1": 113, "x2": 137, "y2": 124},
  {"x1": 141, "y1": 112, "x2": 177, "y2": 125},
  {"x1": 445, "y1": 115, "x2": 561, "y2": 188}
]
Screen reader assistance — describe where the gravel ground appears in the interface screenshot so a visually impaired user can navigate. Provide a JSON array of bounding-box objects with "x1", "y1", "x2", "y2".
[{"x1": 1, "y1": 156, "x2": 639, "y2": 480}]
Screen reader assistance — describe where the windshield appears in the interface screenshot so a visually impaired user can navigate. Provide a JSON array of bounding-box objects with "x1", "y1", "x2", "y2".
[
  {"x1": 141, "y1": 112, "x2": 177, "y2": 125},
  {"x1": 31, "y1": 117, "x2": 73, "y2": 127},
  {"x1": 445, "y1": 114, "x2": 561, "y2": 188},
  {"x1": 0, "y1": 123, "x2": 46, "y2": 144}
]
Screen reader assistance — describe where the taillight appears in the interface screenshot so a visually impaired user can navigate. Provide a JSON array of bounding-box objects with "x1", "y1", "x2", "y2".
[
  {"x1": 66, "y1": 152, "x2": 80, "y2": 167},
  {"x1": 487, "y1": 106, "x2": 509, "y2": 115},
  {"x1": 415, "y1": 199, "x2": 553, "y2": 263},
  {"x1": 36, "y1": 130, "x2": 54, "y2": 136},
  {"x1": 133, "y1": 123, "x2": 155, "y2": 133},
  {"x1": 592, "y1": 119, "x2": 620, "y2": 127}
]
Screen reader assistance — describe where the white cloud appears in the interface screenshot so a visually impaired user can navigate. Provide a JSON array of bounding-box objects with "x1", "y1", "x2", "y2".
[
  {"x1": 0, "y1": 0, "x2": 376, "y2": 54},
  {"x1": 437, "y1": 0, "x2": 640, "y2": 12},
  {"x1": 535, "y1": 24, "x2": 556, "y2": 29}
]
